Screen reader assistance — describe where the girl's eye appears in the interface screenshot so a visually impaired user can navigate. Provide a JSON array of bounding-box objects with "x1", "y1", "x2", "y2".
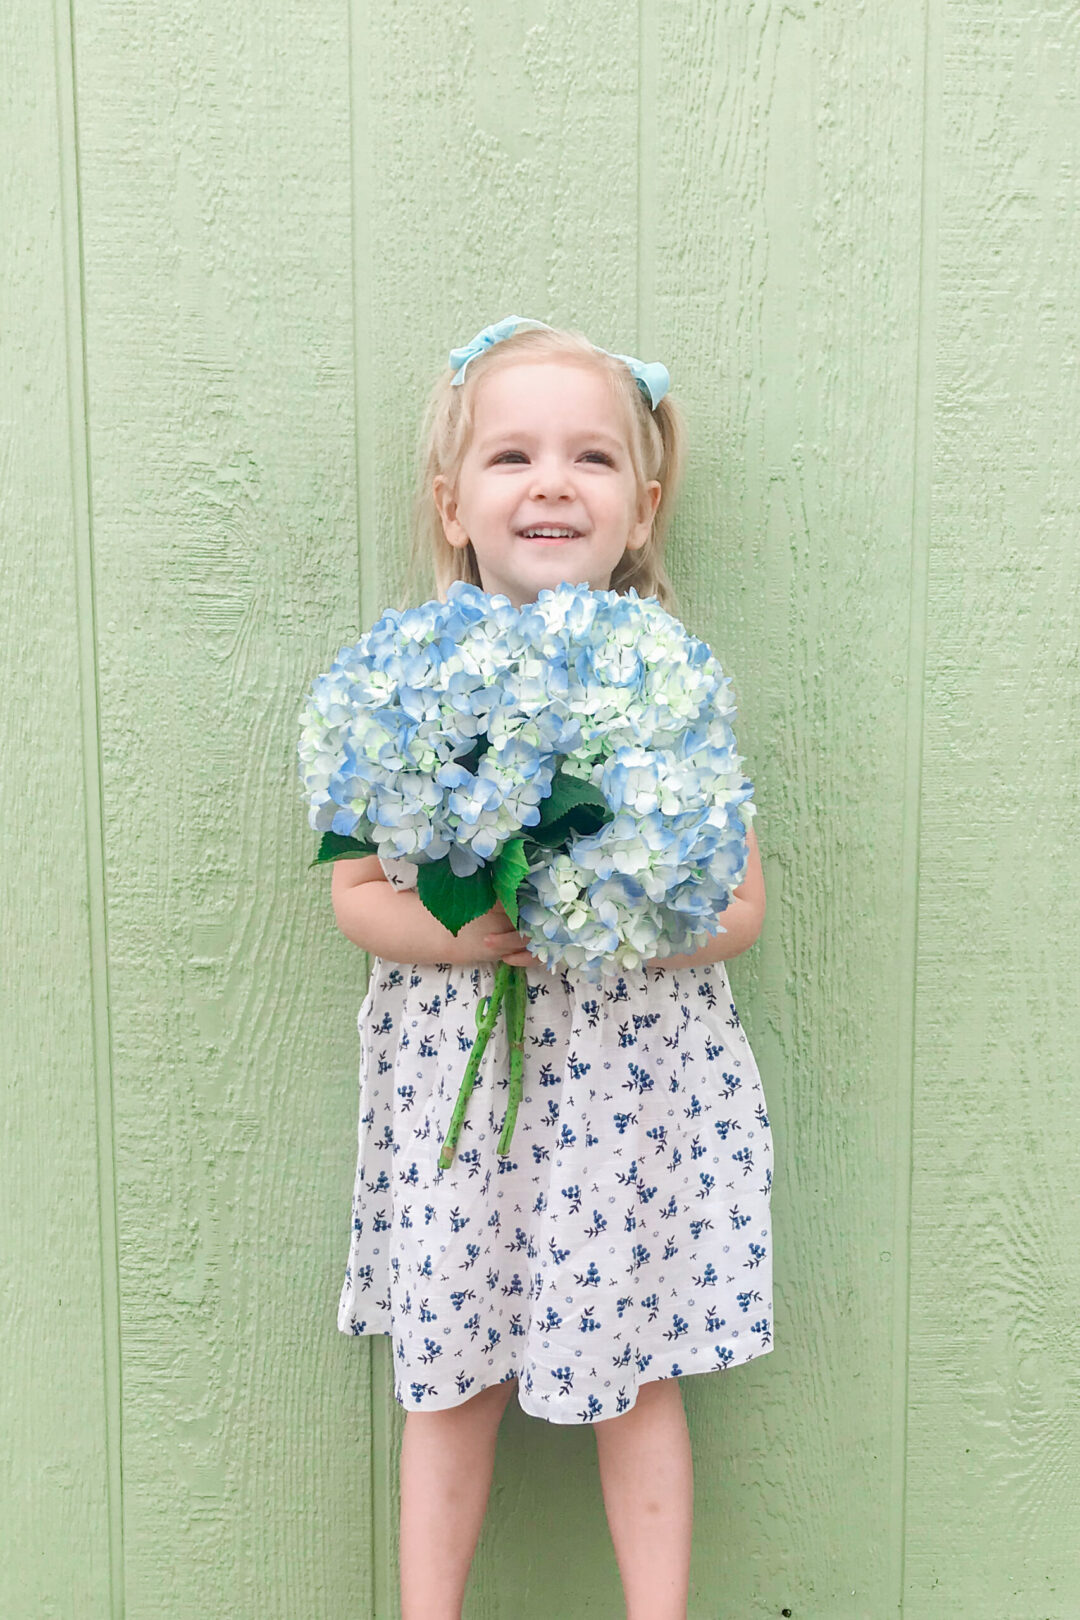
[{"x1": 491, "y1": 450, "x2": 615, "y2": 465}]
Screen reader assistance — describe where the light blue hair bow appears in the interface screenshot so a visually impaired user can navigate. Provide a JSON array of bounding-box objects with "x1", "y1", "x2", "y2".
[{"x1": 448, "y1": 314, "x2": 670, "y2": 410}]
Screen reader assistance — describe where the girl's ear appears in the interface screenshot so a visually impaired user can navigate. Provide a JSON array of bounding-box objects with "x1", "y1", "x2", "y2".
[
  {"x1": 628, "y1": 479, "x2": 662, "y2": 551},
  {"x1": 433, "y1": 474, "x2": 469, "y2": 549}
]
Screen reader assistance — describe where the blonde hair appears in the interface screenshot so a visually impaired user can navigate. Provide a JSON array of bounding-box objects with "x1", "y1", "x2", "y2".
[{"x1": 395, "y1": 322, "x2": 687, "y2": 615}]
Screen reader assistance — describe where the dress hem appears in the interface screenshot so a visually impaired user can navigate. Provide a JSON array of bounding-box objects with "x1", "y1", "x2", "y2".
[{"x1": 337, "y1": 1323, "x2": 774, "y2": 1425}]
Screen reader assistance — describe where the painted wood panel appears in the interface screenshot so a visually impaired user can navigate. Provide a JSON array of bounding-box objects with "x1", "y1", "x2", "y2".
[
  {"x1": 905, "y1": 7, "x2": 1080, "y2": 1615},
  {"x1": 352, "y1": 4, "x2": 647, "y2": 1611},
  {"x1": 68, "y1": 2, "x2": 369, "y2": 1613},
  {"x1": 1, "y1": 3, "x2": 115, "y2": 1614},
  {"x1": 649, "y1": 4, "x2": 926, "y2": 1615}
]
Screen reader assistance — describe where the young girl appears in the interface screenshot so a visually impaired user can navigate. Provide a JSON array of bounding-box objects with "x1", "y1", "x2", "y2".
[{"x1": 330, "y1": 317, "x2": 772, "y2": 1620}]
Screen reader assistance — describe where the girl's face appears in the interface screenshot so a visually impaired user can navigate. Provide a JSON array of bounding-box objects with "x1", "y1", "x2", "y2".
[{"x1": 433, "y1": 360, "x2": 661, "y2": 608}]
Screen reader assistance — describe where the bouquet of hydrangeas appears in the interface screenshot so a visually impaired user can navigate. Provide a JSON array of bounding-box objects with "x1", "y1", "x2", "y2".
[{"x1": 297, "y1": 580, "x2": 755, "y2": 1168}]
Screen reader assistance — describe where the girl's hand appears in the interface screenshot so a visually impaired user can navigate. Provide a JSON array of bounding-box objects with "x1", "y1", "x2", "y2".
[{"x1": 473, "y1": 901, "x2": 561, "y2": 977}]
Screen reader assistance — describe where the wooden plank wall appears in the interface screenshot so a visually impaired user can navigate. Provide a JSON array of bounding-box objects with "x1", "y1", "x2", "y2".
[{"x1": 3, "y1": 1, "x2": 1077, "y2": 1617}]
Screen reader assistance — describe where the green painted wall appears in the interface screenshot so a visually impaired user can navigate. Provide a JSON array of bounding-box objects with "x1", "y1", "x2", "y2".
[{"x1": 4, "y1": 3, "x2": 1078, "y2": 1616}]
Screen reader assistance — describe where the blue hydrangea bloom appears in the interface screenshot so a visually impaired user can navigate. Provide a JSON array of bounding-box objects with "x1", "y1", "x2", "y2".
[{"x1": 298, "y1": 581, "x2": 755, "y2": 979}]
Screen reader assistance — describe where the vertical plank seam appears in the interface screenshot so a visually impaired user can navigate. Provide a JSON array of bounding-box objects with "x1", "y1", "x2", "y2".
[
  {"x1": 53, "y1": 0, "x2": 126, "y2": 1613},
  {"x1": 635, "y1": 0, "x2": 651, "y2": 352},
  {"x1": 636, "y1": 0, "x2": 643, "y2": 346},
  {"x1": 349, "y1": 0, "x2": 377, "y2": 628},
  {"x1": 345, "y1": 4, "x2": 386, "y2": 1614},
  {"x1": 896, "y1": 1, "x2": 941, "y2": 1613}
]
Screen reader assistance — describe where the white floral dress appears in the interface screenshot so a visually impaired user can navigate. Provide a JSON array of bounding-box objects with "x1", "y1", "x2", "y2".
[{"x1": 337, "y1": 856, "x2": 775, "y2": 1424}]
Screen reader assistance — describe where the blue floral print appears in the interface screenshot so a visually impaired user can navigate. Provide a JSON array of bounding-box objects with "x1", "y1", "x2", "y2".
[{"x1": 337, "y1": 858, "x2": 774, "y2": 1423}]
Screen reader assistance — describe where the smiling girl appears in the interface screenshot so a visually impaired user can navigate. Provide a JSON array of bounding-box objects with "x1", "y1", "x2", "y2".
[{"x1": 330, "y1": 318, "x2": 772, "y2": 1620}]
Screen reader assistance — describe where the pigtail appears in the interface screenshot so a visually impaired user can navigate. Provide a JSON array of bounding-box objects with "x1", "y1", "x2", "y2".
[{"x1": 608, "y1": 389, "x2": 687, "y2": 615}]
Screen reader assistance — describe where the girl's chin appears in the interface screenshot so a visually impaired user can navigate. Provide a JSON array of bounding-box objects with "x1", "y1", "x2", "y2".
[{"x1": 477, "y1": 555, "x2": 612, "y2": 600}]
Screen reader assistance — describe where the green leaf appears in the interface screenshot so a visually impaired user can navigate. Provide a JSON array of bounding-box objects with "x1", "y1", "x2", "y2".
[
  {"x1": 416, "y1": 857, "x2": 496, "y2": 936},
  {"x1": 535, "y1": 767, "x2": 608, "y2": 830},
  {"x1": 529, "y1": 802, "x2": 610, "y2": 849},
  {"x1": 491, "y1": 837, "x2": 530, "y2": 927},
  {"x1": 454, "y1": 735, "x2": 492, "y2": 775},
  {"x1": 308, "y1": 830, "x2": 379, "y2": 869},
  {"x1": 521, "y1": 765, "x2": 612, "y2": 850}
]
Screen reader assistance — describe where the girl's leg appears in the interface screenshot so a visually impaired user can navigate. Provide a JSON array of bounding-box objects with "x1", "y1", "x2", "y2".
[
  {"x1": 398, "y1": 1376, "x2": 518, "y2": 1620},
  {"x1": 593, "y1": 1378, "x2": 694, "y2": 1620}
]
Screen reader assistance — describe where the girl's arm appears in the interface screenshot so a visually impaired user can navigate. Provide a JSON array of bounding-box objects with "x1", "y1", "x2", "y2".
[
  {"x1": 330, "y1": 855, "x2": 512, "y2": 968},
  {"x1": 332, "y1": 824, "x2": 765, "y2": 975},
  {"x1": 459, "y1": 825, "x2": 766, "y2": 975},
  {"x1": 643, "y1": 823, "x2": 766, "y2": 971}
]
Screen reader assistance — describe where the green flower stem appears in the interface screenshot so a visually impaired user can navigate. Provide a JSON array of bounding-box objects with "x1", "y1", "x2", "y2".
[
  {"x1": 497, "y1": 964, "x2": 527, "y2": 1156},
  {"x1": 437, "y1": 960, "x2": 518, "y2": 1170}
]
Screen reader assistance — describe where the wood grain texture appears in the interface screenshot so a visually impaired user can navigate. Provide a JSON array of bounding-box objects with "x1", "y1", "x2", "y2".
[
  {"x1": 650, "y1": 4, "x2": 926, "y2": 1614},
  {"x1": 355, "y1": 0, "x2": 644, "y2": 628},
  {"x1": 8, "y1": 0, "x2": 1080, "y2": 1615},
  {"x1": 904, "y1": 6, "x2": 1080, "y2": 1615},
  {"x1": 69, "y1": 2, "x2": 370, "y2": 1613},
  {"x1": 1, "y1": 3, "x2": 116, "y2": 1615},
  {"x1": 353, "y1": 3, "x2": 645, "y2": 1612}
]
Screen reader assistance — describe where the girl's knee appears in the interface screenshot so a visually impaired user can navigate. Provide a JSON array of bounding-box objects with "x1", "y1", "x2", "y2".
[
  {"x1": 595, "y1": 1377, "x2": 682, "y2": 1428},
  {"x1": 459, "y1": 1376, "x2": 518, "y2": 1431},
  {"x1": 405, "y1": 1376, "x2": 517, "y2": 1424},
  {"x1": 485, "y1": 1375, "x2": 518, "y2": 1408}
]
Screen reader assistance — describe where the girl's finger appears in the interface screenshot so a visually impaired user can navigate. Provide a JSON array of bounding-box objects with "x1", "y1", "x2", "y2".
[{"x1": 502, "y1": 949, "x2": 558, "y2": 976}]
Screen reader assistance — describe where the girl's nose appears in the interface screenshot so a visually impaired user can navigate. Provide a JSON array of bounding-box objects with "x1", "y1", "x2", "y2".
[{"x1": 528, "y1": 459, "x2": 574, "y2": 499}]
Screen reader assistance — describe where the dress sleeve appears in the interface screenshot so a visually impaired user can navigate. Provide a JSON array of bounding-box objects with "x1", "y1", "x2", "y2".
[{"x1": 378, "y1": 854, "x2": 419, "y2": 891}]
